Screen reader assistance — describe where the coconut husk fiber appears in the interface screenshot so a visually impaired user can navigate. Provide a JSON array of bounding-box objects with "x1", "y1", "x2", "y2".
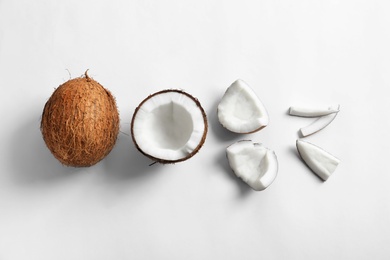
[{"x1": 41, "y1": 71, "x2": 119, "y2": 167}]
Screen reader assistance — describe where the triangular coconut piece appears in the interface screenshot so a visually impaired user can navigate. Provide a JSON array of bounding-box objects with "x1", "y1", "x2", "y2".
[
  {"x1": 131, "y1": 89, "x2": 208, "y2": 164},
  {"x1": 218, "y1": 79, "x2": 269, "y2": 134},
  {"x1": 296, "y1": 140, "x2": 340, "y2": 181},
  {"x1": 226, "y1": 140, "x2": 278, "y2": 191}
]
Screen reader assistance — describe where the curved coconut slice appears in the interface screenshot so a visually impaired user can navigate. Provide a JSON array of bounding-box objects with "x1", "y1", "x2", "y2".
[
  {"x1": 226, "y1": 140, "x2": 278, "y2": 191},
  {"x1": 218, "y1": 79, "x2": 269, "y2": 134},
  {"x1": 289, "y1": 105, "x2": 339, "y2": 117},
  {"x1": 296, "y1": 140, "x2": 340, "y2": 181},
  {"x1": 300, "y1": 104, "x2": 340, "y2": 137},
  {"x1": 131, "y1": 89, "x2": 208, "y2": 164}
]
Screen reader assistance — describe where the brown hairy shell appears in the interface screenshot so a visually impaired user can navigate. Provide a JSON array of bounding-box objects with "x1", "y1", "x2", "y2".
[{"x1": 41, "y1": 72, "x2": 119, "y2": 167}]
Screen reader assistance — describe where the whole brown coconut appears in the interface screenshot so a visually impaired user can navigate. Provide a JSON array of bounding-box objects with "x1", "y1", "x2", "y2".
[{"x1": 41, "y1": 71, "x2": 119, "y2": 167}]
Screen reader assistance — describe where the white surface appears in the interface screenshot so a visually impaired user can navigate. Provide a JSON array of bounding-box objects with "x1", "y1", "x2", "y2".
[{"x1": 1, "y1": 0, "x2": 390, "y2": 259}]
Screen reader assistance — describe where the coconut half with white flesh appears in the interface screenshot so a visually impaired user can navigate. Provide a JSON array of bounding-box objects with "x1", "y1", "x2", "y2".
[
  {"x1": 226, "y1": 140, "x2": 278, "y2": 191},
  {"x1": 296, "y1": 140, "x2": 340, "y2": 181},
  {"x1": 218, "y1": 79, "x2": 269, "y2": 134},
  {"x1": 131, "y1": 89, "x2": 208, "y2": 164}
]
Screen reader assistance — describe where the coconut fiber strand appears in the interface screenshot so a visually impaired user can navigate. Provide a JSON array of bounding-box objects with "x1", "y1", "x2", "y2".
[{"x1": 41, "y1": 73, "x2": 119, "y2": 167}]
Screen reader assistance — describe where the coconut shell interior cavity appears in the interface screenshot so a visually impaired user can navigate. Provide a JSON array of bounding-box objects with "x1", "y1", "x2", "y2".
[
  {"x1": 41, "y1": 72, "x2": 120, "y2": 167},
  {"x1": 131, "y1": 89, "x2": 208, "y2": 164}
]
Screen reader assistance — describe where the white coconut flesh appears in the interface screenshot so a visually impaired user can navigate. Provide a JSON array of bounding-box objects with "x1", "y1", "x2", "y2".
[
  {"x1": 131, "y1": 90, "x2": 207, "y2": 163},
  {"x1": 289, "y1": 105, "x2": 339, "y2": 117},
  {"x1": 227, "y1": 140, "x2": 278, "y2": 191},
  {"x1": 296, "y1": 140, "x2": 340, "y2": 181},
  {"x1": 299, "y1": 104, "x2": 340, "y2": 137},
  {"x1": 218, "y1": 79, "x2": 269, "y2": 134}
]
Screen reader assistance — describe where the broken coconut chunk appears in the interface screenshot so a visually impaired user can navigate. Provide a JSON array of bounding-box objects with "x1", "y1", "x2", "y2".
[
  {"x1": 218, "y1": 79, "x2": 269, "y2": 134},
  {"x1": 296, "y1": 140, "x2": 340, "y2": 181},
  {"x1": 226, "y1": 140, "x2": 278, "y2": 191},
  {"x1": 131, "y1": 89, "x2": 208, "y2": 164},
  {"x1": 299, "y1": 105, "x2": 340, "y2": 137},
  {"x1": 289, "y1": 105, "x2": 339, "y2": 117}
]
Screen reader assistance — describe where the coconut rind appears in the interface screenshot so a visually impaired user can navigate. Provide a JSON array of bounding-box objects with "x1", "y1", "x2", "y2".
[
  {"x1": 131, "y1": 89, "x2": 208, "y2": 164},
  {"x1": 41, "y1": 75, "x2": 119, "y2": 167}
]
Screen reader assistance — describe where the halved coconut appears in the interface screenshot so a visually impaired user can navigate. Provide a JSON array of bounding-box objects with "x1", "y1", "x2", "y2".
[
  {"x1": 131, "y1": 89, "x2": 208, "y2": 164},
  {"x1": 226, "y1": 140, "x2": 278, "y2": 191},
  {"x1": 218, "y1": 79, "x2": 269, "y2": 134},
  {"x1": 296, "y1": 140, "x2": 340, "y2": 181}
]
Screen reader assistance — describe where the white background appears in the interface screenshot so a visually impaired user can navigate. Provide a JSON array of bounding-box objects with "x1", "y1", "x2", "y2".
[{"x1": 0, "y1": 0, "x2": 389, "y2": 259}]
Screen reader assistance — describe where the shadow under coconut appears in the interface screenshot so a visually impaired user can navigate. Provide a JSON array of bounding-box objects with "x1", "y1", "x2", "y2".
[
  {"x1": 289, "y1": 145, "x2": 301, "y2": 161},
  {"x1": 208, "y1": 99, "x2": 241, "y2": 143},
  {"x1": 7, "y1": 114, "x2": 81, "y2": 186},
  {"x1": 102, "y1": 132, "x2": 160, "y2": 182},
  {"x1": 289, "y1": 145, "x2": 323, "y2": 183},
  {"x1": 215, "y1": 147, "x2": 253, "y2": 197}
]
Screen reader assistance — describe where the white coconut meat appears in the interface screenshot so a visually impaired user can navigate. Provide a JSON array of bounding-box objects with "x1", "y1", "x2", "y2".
[
  {"x1": 289, "y1": 105, "x2": 339, "y2": 117},
  {"x1": 299, "y1": 105, "x2": 340, "y2": 137},
  {"x1": 226, "y1": 140, "x2": 278, "y2": 191},
  {"x1": 131, "y1": 90, "x2": 207, "y2": 163},
  {"x1": 296, "y1": 140, "x2": 340, "y2": 181},
  {"x1": 218, "y1": 79, "x2": 269, "y2": 134}
]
